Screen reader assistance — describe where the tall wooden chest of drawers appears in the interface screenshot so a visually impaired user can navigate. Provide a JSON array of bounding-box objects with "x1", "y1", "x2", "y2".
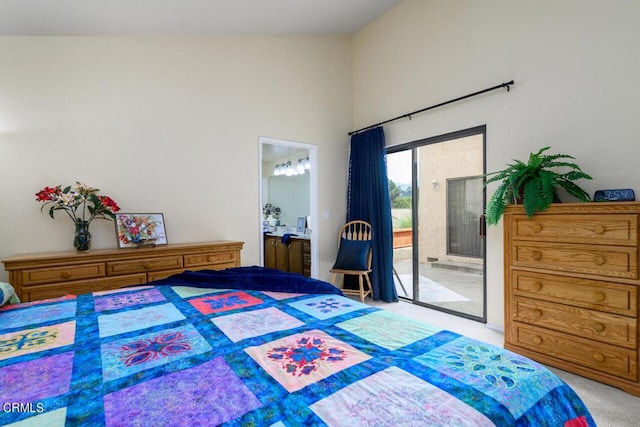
[
  {"x1": 2, "y1": 241, "x2": 243, "y2": 302},
  {"x1": 504, "y1": 202, "x2": 640, "y2": 395}
]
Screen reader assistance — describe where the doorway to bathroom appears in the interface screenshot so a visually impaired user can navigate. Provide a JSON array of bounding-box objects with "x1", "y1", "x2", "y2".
[{"x1": 259, "y1": 137, "x2": 318, "y2": 278}]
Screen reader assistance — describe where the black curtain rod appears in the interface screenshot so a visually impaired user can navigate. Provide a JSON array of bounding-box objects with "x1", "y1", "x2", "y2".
[{"x1": 348, "y1": 80, "x2": 515, "y2": 136}]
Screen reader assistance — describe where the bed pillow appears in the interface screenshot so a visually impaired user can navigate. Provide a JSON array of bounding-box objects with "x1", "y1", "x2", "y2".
[
  {"x1": 332, "y1": 238, "x2": 371, "y2": 271},
  {"x1": 0, "y1": 282, "x2": 20, "y2": 307}
]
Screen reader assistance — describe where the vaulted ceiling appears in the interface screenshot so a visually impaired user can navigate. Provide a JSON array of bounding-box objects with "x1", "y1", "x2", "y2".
[{"x1": 0, "y1": 0, "x2": 401, "y2": 36}]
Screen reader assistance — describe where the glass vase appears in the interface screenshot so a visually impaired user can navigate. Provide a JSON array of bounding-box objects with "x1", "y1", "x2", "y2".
[{"x1": 74, "y1": 220, "x2": 92, "y2": 252}]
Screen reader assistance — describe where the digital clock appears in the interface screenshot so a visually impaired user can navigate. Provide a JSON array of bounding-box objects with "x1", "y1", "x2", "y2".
[{"x1": 593, "y1": 189, "x2": 636, "y2": 202}]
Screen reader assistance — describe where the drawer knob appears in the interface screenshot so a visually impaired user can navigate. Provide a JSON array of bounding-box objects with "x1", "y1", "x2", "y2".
[
  {"x1": 594, "y1": 256, "x2": 605, "y2": 265},
  {"x1": 60, "y1": 271, "x2": 72, "y2": 279},
  {"x1": 143, "y1": 262, "x2": 152, "y2": 269},
  {"x1": 593, "y1": 323, "x2": 606, "y2": 333},
  {"x1": 533, "y1": 282, "x2": 543, "y2": 291},
  {"x1": 594, "y1": 225, "x2": 606, "y2": 234},
  {"x1": 594, "y1": 292, "x2": 606, "y2": 302},
  {"x1": 531, "y1": 251, "x2": 542, "y2": 260},
  {"x1": 533, "y1": 309, "x2": 543, "y2": 318},
  {"x1": 532, "y1": 224, "x2": 543, "y2": 232},
  {"x1": 593, "y1": 353, "x2": 606, "y2": 363},
  {"x1": 532, "y1": 336, "x2": 543, "y2": 345},
  {"x1": 208, "y1": 256, "x2": 216, "y2": 262}
]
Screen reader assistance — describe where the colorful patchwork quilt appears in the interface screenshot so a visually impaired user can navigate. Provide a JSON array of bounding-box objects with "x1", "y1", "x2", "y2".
[{"x1": 0, "y1": 267, "x2": 594, "y2": 426}]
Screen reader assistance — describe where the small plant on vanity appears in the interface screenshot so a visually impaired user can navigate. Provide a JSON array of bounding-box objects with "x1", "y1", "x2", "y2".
[{"x1": 263, "y1": 203, "x2": 282, "y2": 226}]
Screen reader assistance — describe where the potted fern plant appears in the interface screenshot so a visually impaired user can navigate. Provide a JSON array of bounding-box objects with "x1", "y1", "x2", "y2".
[{"x1": 484, "y1": 146, "x2": 593, "y2": 226}]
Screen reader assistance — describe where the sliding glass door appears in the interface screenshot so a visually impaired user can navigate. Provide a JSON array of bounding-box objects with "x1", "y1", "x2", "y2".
[{"x1": 388, "y1": 126, "x2": 486, "y2": 321}]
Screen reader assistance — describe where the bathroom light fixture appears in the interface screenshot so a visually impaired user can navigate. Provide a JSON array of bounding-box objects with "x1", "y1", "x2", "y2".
[
  {"x1": 285, "y1": 161, "x2": 294, "y2": 176},
  {"x1": 298, "y1": 156, "x2": 310, "y2": 171},
  {"x1": 296, "y1": 157, "x2": 308, "y2": 174},
  {"x1": 273, "y1": 157, "x2": 310, "y2": 177},
  {"x1": 274, "y1": 161, "x2": 291, "y2": 176}
]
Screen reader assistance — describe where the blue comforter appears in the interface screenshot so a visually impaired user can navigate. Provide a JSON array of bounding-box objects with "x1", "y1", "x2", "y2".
[{"x1": 152, "y1": 266, "x2": 344, "y2": 296}]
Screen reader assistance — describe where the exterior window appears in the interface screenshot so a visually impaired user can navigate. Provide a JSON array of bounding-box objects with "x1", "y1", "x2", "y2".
[{"x1": 447, "y1": 177, "x2": 483, "y2": 258}]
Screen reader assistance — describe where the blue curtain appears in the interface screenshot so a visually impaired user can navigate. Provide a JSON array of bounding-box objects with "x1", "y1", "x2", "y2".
[{"x1": 347, "y1": 127, "x2": 398, "y2": 302}]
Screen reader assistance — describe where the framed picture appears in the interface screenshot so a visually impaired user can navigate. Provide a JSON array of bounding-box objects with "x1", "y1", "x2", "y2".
[
  {"x1": 296, "y1": 216, "x2": 306, "y2": 233},
  {"x1": 115, "y1": 213, "x2": 168, "y2": 248}
]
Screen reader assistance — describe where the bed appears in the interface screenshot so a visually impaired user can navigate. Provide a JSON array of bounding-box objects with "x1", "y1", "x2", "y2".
[{"x1": 0, "y1": 266, "x2": 594, "y2": 426}]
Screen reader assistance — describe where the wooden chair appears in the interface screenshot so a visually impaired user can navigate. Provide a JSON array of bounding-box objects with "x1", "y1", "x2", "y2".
[{"x1": 330, "y1": 220, "x2": 373, "y2": 303}]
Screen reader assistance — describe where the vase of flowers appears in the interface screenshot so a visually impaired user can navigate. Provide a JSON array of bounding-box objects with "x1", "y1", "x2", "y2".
[{"x1": 36, "y1": 182, "x2": 120, "y2": 251}]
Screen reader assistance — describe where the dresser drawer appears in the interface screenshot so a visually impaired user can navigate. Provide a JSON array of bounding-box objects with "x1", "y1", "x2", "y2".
[
  {"x1": 513, "y1": 296, "x2": 637, "y2": 348},
  {"x1": 184, "y1": 263, "x2": 237, "y2": 273},
  {"x1": 22, "y1": 274, "x2": 147, "y2": 301},
  {"x1": 512, "y1": 271, "x2": 637, "y2": 316},
  {"x1": 184, "y1": 252, "x2": 235, "y2": 268},
  {"x1": 107, "y1": 256, "x2": 183, "y2": 275},
  {"x1": 512, "y1": 323, "x2": 638, "y2": 381},
  {"x1": 148, "y1": 269, "x2": 185, "y2": 282},
  {"x1": 21, "y1": 263, "x2": 105, "y2": 285},
  {"x1": 205, "y1": 262, "x2": 236, "y2": 271},
  {"x1": 511, "y1": 214, "x2": 638, "y2": 246},
  {"x1": 512, "y1": 241, "x2": 638, "y2": 279}
]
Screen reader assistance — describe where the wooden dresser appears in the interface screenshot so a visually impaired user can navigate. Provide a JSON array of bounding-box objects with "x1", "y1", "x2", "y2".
[
  {"x1": 2, "y1": 241, "x2": 243, "y2": 302},
  {"x1": 504, "y1": 202, "x2": 640, "y2": 395}
]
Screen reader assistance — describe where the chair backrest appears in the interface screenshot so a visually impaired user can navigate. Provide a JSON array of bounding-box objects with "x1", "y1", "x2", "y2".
[
  {"x1": 337, "y1": 220, "x2": 373, "y2": 268},
  {"x1": 337, "y1": 220, "x2": 372, "y2": 244}
]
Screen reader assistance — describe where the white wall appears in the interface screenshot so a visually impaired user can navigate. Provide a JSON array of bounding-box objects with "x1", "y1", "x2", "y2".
[
  {"x1": 0, "y1": 36, "x2": 352, "y2": 282},
  {"x1": 352, "y1": 0, "x2": 640, "y2": 326}
]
